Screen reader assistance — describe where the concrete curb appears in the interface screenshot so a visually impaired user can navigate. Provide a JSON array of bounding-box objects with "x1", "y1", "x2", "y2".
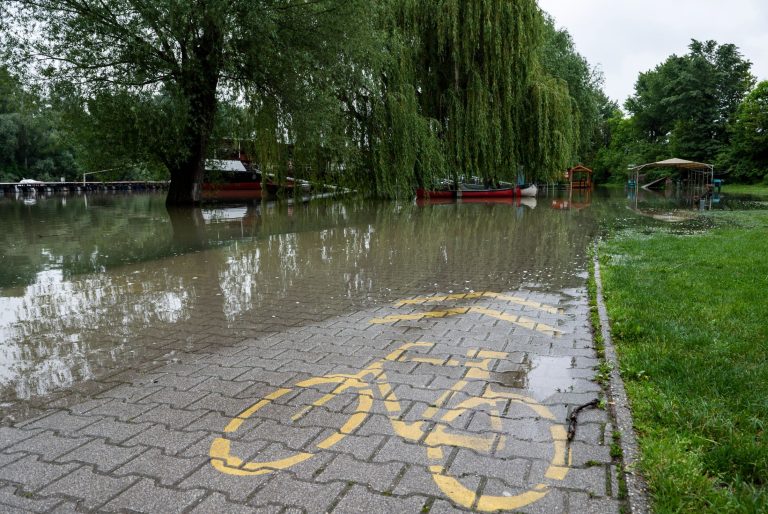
[{"x1": 593, "y1": 243, "x2": 650, "y2": 514}]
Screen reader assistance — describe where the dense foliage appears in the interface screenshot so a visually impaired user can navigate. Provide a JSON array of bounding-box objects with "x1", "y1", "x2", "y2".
[
  {"x1": 0, "y1": 67, "x2": 79, "y2": 182},
  {"x1": 0, "y1": 1, "x2": 613, "y2": 201},
  {"x1": 595, "y1": 40, "x2": 765, "y2": 184},
  {"x1": 726, "y1": 81, "x2": 768, "y2": 182},
  {"x1": 2, "y1": 0, "x2": 370, "y2": 204}
]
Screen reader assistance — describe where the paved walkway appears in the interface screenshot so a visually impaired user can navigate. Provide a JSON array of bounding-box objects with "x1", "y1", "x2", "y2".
[{"x1": 0, "y1": 289, "x2": 624, "y2": 513}]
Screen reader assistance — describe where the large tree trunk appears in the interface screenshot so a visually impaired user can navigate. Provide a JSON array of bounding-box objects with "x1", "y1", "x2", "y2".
[
  {"x1": 165, "y1": 14, "x2": 223, "y2": 207},
  {"x1": 165, "y1": 101, "x2": 214, "y2": 206}
]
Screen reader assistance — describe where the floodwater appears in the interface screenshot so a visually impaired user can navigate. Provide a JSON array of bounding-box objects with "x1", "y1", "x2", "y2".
[{"x1": 0, "y1": 187, "x2": 762, "y2": 418}]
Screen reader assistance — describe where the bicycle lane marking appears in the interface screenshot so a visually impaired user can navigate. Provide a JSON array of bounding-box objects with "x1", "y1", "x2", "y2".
[
  {"x1": 210, "y1": 343, "x2": 429, "y2": 476},
  {"x1": 209, "y1": 292, "x2": 572, "y2": 511},
  {"x1": 372, "y1": 292, "x2": 572, "y2": 510},
  {"x1": 210, "y1": 372, "x2": 377, "y2": 476},
  {"x1": 370, "y1": 306, "x2": 561, "y2": 337}
]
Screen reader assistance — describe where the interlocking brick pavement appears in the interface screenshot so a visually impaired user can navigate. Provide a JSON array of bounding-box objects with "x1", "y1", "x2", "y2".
[{"x1": 1, "y1": 257, "x2": 625, "y2": 512}]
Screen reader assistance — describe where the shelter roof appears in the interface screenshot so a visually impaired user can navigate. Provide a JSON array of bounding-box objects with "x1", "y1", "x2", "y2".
[
  {"x1": 569, "y1": 165, "x2": 593, "y2": 174},
  {"x1": 205, "y1": 159, "x2": 247, "y2": 172},
  {"x1": 631, "y1": 158, "x2": 712, "y2": 172}
]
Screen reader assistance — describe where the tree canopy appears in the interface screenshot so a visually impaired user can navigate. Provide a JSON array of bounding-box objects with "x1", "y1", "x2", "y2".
[
  {"x1": 726, "y1": 80, "x2": 768, "y2": 182},
  {"x1": 625, "y1": 40, "x2": 755, "y2": 165},
  {"x1": 1, "y1": 0, "x2": 613, "y2": 199},
  {"x1": 2, "y1": 0, "x2": 370, "y2": 204}
]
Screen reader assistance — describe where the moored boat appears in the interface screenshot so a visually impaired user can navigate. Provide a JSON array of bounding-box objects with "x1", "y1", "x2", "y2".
[
  {"x1": 203, "y1": 159, "x2": 261, "y2": 191},
  {"x1": 416, "y1": 188, "x2": 457, "y2": 199},
  {"x1": 519, "y1": 184, "x2": 538, "y2": 197},
  {"x1": 458, "y1": 183, "x2": 516, "y2": 198}
]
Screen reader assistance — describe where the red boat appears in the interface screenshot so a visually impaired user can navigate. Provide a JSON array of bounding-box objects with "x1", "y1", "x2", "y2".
[
  {"x1": 458, "y1": 186, "x2": 517, "y2": 198},
  {"x1": 203, "y1": 159, "x2": 262, "y2": 191},
  {"x1": 416, "y1": 188, "x2": 456, "y2": 199}
]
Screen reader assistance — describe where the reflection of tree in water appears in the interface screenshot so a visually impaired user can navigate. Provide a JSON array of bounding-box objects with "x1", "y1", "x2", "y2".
[
  {"x1": 166, "y1": 207, "x2": 207, "y2": 250},
  {"x1": 0, "y1": 265, "x2": 195, "y2": 402},
  {"x1": 1, "y1": 193, "x2": 604, "y2": 407},
  {"x1": 214, "y1": 200, "x2": 599, "y2": 325}
]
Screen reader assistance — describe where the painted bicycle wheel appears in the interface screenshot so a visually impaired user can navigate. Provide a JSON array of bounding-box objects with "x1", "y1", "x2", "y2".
[
  {"x1": 211, "y1": 374, "x2": 374, "y2": 476},
  {"x1": 424, "y1": 388, "x2": 570, "y2": 512}
]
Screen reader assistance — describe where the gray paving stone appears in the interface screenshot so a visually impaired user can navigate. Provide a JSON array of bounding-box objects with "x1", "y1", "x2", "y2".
[
  {"x1": 47, "y1": 500, "x2": 81, "y2": 513},
  {"x1": 568, "y1": 491, "x2": 623, "y2": 513},
  {"x1": 0, "y1": 484, "x2": 62, "y2": 512},
  {"x1": 0, "y1": 281, "x2": 614, "y2": 513},
  {"x1": 24, "y1": 412, "x2": 100, "y2": 434},
  {"x1": 152, "y1": 362, "x2": 209, "y2": 377},
  {"x1": 248, "y1": 474, "x2": 345, "y2": 512},
  {"x1": 0, "y1": 452, "x2": 24, "y2": 467},
  {"x1": 141, "y1": 373, "x2": 208, "y2": 391},
  {"x1": 77, "y1": 418, "x2": 151, "y2": 444},
  {"x1": 6, "y1": 431, "x2": 90, "y2": 460},
  {"x1": 0, "y1": 455, "x2": 79, "y2": 491},
  {"x1": 332, "y1": 485, "x2": 428, "y2": 514},
  {"x1": 312, "y1": 431, "x2": 385, "y2": 462},
  {"x1": 530, "y1": 459, "x2": 608, "y2": 497},
  {"x1": 316, "y1": 454, "x2": 404, "y2": 493},
  {"x1": 124, "y1": 424, "x2": 206, "y2": 455},
  {"x1": 448, "y1": 449, "x2": 530, "y2": 487},
  {"x1": 481, "y1": 478, "x2": 567, "y2": 514},
  {"x1": 190, "y1": 492, "x2": 280, "y2": 514},
  {"x1": 40, "y1": 465, "x2": 137, "y2": 509},
  {"x1": 98, "y1": 384, "x2": 163, "y2": 403},
  {"x1": 570, "y1": 421, "x2": 604, "y2": 445},
  {"x1": 178, "y1": 460, "x2": 272, "y2": 502},
  {"x1": 133, "y1": 404, "x2": 206, "y2": 429},
  {"x1": 66, "y1": 398, "x2": 113, "y2": 415},
  {"x1": 0, "y1": 427, "x2": 41, "y2": 450},
  {"x1": 85, "y1": 399, "x2": 156, "y2": 421},
  {"x1": 241, "y1": 419, "x2": 323, "y2": 451},
  {"x1": 569, "y1": 442, "x2": 613, "y2": 467},
  {"x1": 139, "y1": 388, "x2": 209, "y2": 409},
  {"x1": 392, "y1": 464, "x2": 480, "y2": 498},
  {"x1": 105, "y1": 478, "x2": 205, "y2": 514},
  {"x1": 195, "y1": 364, "x2": 251, "y2": 380},
  {"x1": 181, "y1": 410, "x2": 235, "y2": 433},
  {"x1": 233, "y1": 368, "x2": 299, "y2": 386},
  {"x1": 56, "y1": 439, "x2": 146, "y2": 473},
  {"x1": 372, "y1": 437, "x2": 429, "y2": 466},
  {"x1": 113, "y1": 447, "x2": 205, "y2": 486},
  {"x1": 186, "y1": 393, "x2": 255, "y2": 417},
  {"x1": 192, "y1": 377, "x2": 252, "y2": 396}
]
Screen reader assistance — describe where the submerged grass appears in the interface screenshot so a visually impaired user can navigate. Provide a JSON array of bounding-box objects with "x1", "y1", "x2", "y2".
[
  {"x1": 599, "y1": 211, "x2": 768, "y2": 512},
  {"x1": 723, "y1": 184, "x2": 768, "y2": 197}
]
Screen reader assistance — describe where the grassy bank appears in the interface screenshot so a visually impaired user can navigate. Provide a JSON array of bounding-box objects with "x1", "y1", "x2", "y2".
[
  {"x1": 599, "y1": 211, "x2": 768, "y2": 512},
  {"x1": 723, "y1": 184, "x2": 768, "y2": 196}
]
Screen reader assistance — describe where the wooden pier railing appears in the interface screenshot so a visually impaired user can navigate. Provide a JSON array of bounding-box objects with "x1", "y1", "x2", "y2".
[{"x1": 0, "y1": 181, "x2": 170, "y2": 194}]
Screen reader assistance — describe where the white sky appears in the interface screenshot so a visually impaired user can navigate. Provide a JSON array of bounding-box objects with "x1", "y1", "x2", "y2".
[{"x1": 537, "y1": 0, "x2": 768, "y2": 105}]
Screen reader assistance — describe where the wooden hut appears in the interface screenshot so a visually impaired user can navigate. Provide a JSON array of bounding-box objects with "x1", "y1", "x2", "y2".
[{"x1": 567, "y1": 165, "x2": 593, "y2": 190}]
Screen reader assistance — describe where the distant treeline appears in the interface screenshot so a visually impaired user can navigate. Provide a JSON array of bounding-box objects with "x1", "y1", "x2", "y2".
[{"x1": 593, "y1": 40, "x2": 767, "y2": 184}]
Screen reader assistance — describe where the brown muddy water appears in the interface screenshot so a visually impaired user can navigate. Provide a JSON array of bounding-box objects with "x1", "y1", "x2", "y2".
[{"x1": 0, "y1": 188, "x2": 761, "y2": 417}]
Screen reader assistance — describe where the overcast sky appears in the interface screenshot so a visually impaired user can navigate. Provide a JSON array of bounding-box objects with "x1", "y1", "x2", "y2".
[{"x1": 537, "y1": 0, "x2": 768, "y2": 105}]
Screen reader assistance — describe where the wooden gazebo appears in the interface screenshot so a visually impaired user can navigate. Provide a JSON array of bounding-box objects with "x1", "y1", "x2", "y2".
[{"x1": 567, "y1": 165, "x2": 593, "y2": 190}]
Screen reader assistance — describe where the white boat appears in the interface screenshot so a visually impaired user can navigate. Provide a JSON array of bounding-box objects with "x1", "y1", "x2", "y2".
[{"x1": 519, "y1": 184, "x2": 538, "y2": 197}]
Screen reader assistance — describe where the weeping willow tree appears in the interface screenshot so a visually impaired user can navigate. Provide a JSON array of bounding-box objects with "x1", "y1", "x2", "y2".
[{"x1": 366, "y1": 0, "x2": 581, "y2": 197}]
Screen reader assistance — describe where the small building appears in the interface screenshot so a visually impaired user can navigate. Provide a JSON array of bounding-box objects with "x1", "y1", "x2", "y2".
[{"x1": 567, "y1": 165, "x2": 593, "y2": 190}]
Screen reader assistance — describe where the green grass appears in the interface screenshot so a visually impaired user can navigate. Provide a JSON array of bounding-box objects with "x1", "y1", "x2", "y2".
[
  {"x1": 599, "y1": 211, "x2": 768, "y2": 513},
  {"x1": 723, "y1": 184, "x2": 768, "y2": 197}
]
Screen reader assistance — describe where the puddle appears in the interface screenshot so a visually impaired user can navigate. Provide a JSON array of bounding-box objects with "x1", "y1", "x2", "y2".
[{"x1": 492, "y1": 355, "x2": 575, "y2": 400}]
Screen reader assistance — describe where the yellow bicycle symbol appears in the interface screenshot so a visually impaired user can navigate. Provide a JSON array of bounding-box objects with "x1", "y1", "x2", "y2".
[{"x1": 211, "y1": 292, "x2": 569, "y2": 511}]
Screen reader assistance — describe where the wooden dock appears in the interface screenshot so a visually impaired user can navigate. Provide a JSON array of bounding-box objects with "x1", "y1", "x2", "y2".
[{"x1": 0, "y1": 181, "x2": 169, "y2": 194}]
